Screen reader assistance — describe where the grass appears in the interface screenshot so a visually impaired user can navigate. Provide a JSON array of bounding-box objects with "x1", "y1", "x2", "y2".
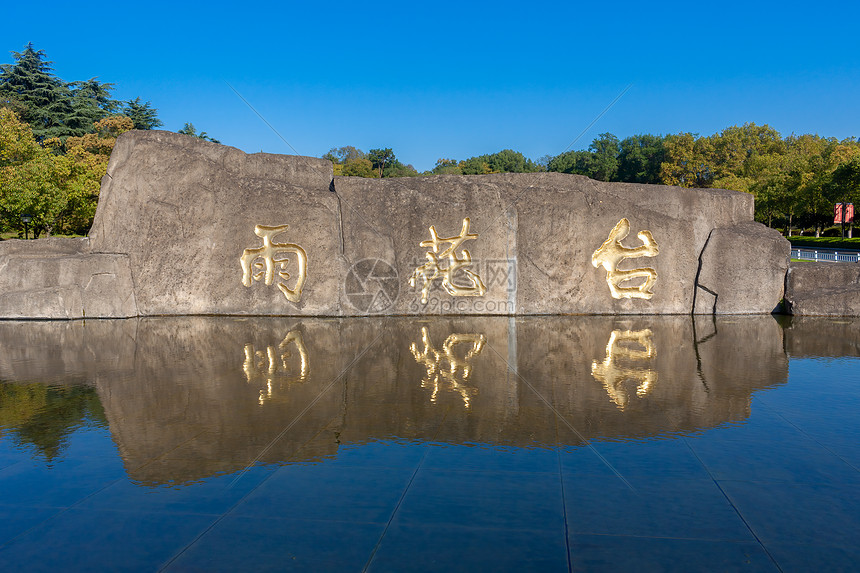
[{"x1": 787, "y1": 236, "x2": 860, "y2": 249}]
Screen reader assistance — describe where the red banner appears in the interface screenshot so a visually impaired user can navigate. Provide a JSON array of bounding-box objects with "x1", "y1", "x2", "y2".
[{"x1": 834, "y1": 203, "x2": 855, "y2": 224}]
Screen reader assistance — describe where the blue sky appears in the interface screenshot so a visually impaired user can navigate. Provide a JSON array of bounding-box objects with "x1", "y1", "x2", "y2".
[{"x1": 4, "y1": 1, "x2": 859, "y2": 171}]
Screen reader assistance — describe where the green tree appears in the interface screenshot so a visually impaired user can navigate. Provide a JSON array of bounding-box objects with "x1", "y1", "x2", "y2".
[
  {"x1": 341, "y1": 156, "x2": 376, "y2": 177},
  {"x1": 460, "y1": 149, "x2": 540, "y2": 175},
  {"x1": 178, "y1": 122, "x2": 220, "y2": 143},
  {"x1": 546, "y1": 149, "x2": 592, "y2": 175},
  {"x1": 0, "y1": 109, "x2": 129, "y2": 236},
  {"x1": 831, "y1": 154, "x2": 860, "y2": 237},
  {"x1": 0, "y1": 43, "x2": 73, "y2": 140},
  {"x1": 123, "y1": 97, "x2": 162, "y2": 130},
  {"x1": 65, "y1": 78, "x2": 119, "y2": 137},
  {"x1": 617, "y1": 134, "x2": 665, "y2": 183},
  {"x1": 586, "y1": 133, "x2": 620, "y2": 181},
  {"x1": 367, "y1": 148, "x2": 395, "y2": 177},
  {"x1": 431, "y1": 158, "x2": 462, "y2": 175}
]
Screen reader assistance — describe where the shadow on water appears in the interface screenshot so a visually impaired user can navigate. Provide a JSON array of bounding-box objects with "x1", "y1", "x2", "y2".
[{"x1": 0, "y1": 315, "x2": 856, "y2": 485}]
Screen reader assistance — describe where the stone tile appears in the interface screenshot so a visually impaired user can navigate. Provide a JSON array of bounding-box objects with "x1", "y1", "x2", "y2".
[
  {"x1": 232, "y1": 464, "x2": 415, "y2": 524},
  {"x1": 368, "y1": 523, "x2": 568, "y2": 572},
  {"x1": 422, "y1": 443, "x2": 559, "y2": 474},
  {"x1": 718, "y1": 481, "x2": 860, "y2": 547},
  {"x1": 0, "y1": 456, "x2": 125, "y2": 508},
  {"x1": 562, "y1": 475, "x2": 754, "y2": 541},
  {"x1": 166, "y1": 515, "x2": 386, "y2": 572},
  {"x1": 569, "y1": 534, "x2": 778, "y2": 572},
  {"x1": 0, "y1": 508, "x2": 217, "y2": 572},
  {"x1": 560, "y1": 437, "x2": 712, "y2": 479},
  {"x1": 766, "y1": 542, "x2": 860, "y2": 573},
  {"x1": 0, "y1": 506, "x2": 64, "y2": 545},
  {"x1": 313, "y1": 439, "x2": 429, "y2": 470},
  {"x1": 688, "y1": 431, "x2": 860, "y2": 485},
  {"x1": 76, "y1": 465, "x2": 275, "y2": 515},
  {"x1": 393, "y1": 468, "x2": 564, "y2": 531}
]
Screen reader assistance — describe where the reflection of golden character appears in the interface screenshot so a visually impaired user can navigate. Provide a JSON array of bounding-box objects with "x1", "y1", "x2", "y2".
[
  {"x1": 243, "y1": 330, "x2": 309, "y2": 404},
  {"x1": 410, "y1": 327, "x2": 486, "y2": 409},
  {"x1": 592, "y1": 218, "x2": 658, "y2": 299},
  {"x1": 409, "y1": 218, "x2": 487, "y2": 304},
  {"x1": 240, "y1": 224, "x2": 307, "y2": 303},
  {"x1": 591, "y1": 329, "x2": 657, "y2": 410}
]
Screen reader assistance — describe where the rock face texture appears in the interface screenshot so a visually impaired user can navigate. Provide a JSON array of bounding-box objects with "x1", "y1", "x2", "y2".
[
  {"x1": 0, "y1": 130, "x2": 792, "y2": 317},
  {"x1": 785, "y1": 261, "x2": 860, "y2": 316},
  {"x1": 0, "y1": 239, "x2": 137, "y2": 319},
  {"x1": 696, "y1": 222, "x2": 790, "y2": 314}
]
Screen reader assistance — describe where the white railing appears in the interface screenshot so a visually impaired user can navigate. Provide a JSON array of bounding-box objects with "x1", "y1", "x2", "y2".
[{"x1": 791, "y1": 248, "x2": 860, "y2": 263}]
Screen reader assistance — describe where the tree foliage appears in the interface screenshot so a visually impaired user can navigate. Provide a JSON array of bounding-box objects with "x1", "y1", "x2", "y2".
[
  {"x1": 0, "y1": 108, "x2": 130, "y2": 237},
  {"x1": 123, "y1": 97, "x2": 163, "y2": 130},
  {"x1": 178, "y1": 122, "x2": 220, "y2": 143}
]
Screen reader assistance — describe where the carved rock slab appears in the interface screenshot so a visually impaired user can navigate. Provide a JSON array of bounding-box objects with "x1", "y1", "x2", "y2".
[{"x1": 0, "y1": 131, "x2": 792, "y2": 318}]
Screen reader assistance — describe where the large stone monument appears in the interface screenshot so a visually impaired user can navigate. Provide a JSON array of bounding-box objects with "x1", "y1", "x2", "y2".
[{"x1": 0, "y1": 130, "x2": 790, "y2": 318}]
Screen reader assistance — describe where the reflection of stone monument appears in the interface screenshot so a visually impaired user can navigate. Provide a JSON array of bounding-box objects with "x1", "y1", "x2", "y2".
[
  {"x1": 243, "y1": 330, "x2": 309, "y2": 404},
  {"x1": 0, "y1": 316, "x2": 803, "y2": 485},
  {"x1": 410, "y1": 327, "x2": 486, "y2": 409},
  {"x1": 591, "y1": 329, "x2": 657, "y2": 410},
  {"x1": 0, "y1": 131, "x2": 791, "y2": 318}
]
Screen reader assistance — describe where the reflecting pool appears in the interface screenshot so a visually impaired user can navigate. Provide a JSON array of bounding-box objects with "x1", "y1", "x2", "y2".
[{"x1": 0, "y1": 316, "x2": 857, "y2": 571}]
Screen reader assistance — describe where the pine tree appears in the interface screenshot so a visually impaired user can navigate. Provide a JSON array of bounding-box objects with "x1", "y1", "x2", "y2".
[
  {"x1": 123, "y1": 97, "x2": 163, "y2": 130},
  {"x1": 0, "y1": 43, "x2": 73, "y2": 140},
  {"x1": 66, "y1": 78, "x2": 119, "y2": 136}
]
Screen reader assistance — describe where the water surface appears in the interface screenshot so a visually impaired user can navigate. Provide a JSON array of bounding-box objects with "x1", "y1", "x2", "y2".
[{"x1": 0, "y1": 316, "x2": 857, "y2": 571}]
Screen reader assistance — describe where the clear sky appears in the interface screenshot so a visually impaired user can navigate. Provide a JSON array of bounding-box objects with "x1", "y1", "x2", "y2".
[{"x1": 4, "y1": 1, "x2": 859, "y2": 171}]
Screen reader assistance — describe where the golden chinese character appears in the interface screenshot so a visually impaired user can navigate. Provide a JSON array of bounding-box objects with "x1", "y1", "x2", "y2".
[
  {"x1": 592, "y1": 218, "x2": 659, "y2": 299},
  {"x1": 410, "y1": 327, "x2": 486, "y2": 409},
  {"x1": 591, "y1": 329, "x2": 657, "y2": 410},
  {"x1": 409, "y1": 218, "x2": 487, "y2": 304},
  {"x1": 240, "y1": 224, "x2": 307, "y2": 303},
  {"x1": 243, "y1": 330, "x2": 309, "y2": 405}
]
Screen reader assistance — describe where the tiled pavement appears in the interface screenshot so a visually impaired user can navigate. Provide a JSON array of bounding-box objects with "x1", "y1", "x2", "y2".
[{"x1": 0, "y1": 358, "x2": 858, "y2": 572}]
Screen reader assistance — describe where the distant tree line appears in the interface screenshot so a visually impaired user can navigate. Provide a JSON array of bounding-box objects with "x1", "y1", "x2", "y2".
[{"x1": 326, "y1": 126, "x2": 860, "y2": 236}]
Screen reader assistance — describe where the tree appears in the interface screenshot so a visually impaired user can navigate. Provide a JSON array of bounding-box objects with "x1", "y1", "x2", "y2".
[
  {"x1": 367, "y1": 148, "x2": 395, "y2": 177},
  {"x1": 660, "y1": 132, "x2": 715, "y2": 188},
  {"x1": 0, "y1": 109, "x2": 129, "y2": 236},
  {"x1": 178, "y1": 122, "x2": 220, "y2": 143},
  {"x1": 0, "y1": 43, "x2": 73, "y2": 140},
  {"x1": 123, "y1": 97, "x2": 162, "y2": 130},
  {"x1": 431, "y1": 158, "x2": 462, "y2": 175},
  {"x1": 65, "y1": 78, "x2": 119, "y2": 137},
  {"x1": 460, "y1": 149, "x2": 541, "y2": 175},
  {"x1": 617, "y1": 134, "x2": 665, "y2": 183},
  {"x1": 341, "y1": 157, "x2": 376, "y2": 177},
  {"x1": 546, "y1": 149, "x2": 592, "y2": 175},
  {"x1": 586, "y1": 133, "x2": 620, "y2": 181},
  {"x1": 831, "y1": 154, "x2": 860, "y2": 237}
]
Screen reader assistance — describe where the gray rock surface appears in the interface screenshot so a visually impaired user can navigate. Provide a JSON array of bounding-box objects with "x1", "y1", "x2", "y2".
[
  {"x1": 89, "y1": 130, "x2": 340, "y2": 316},
  {"x1": 0, "y1": 131, "x2": 790, "y2": 317},
  {"x1": 697, "y1": 222, "x2": 790, "y2": 314},
  {"x1": 336, "y1": 173, "x2": 757, "y2": 315},
  {"x1": 0, "y1": 239, "x2": 137, "y2": 318},
  {"x1": 784, "y1": 261, "x2": 860, "y2": 316}
]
